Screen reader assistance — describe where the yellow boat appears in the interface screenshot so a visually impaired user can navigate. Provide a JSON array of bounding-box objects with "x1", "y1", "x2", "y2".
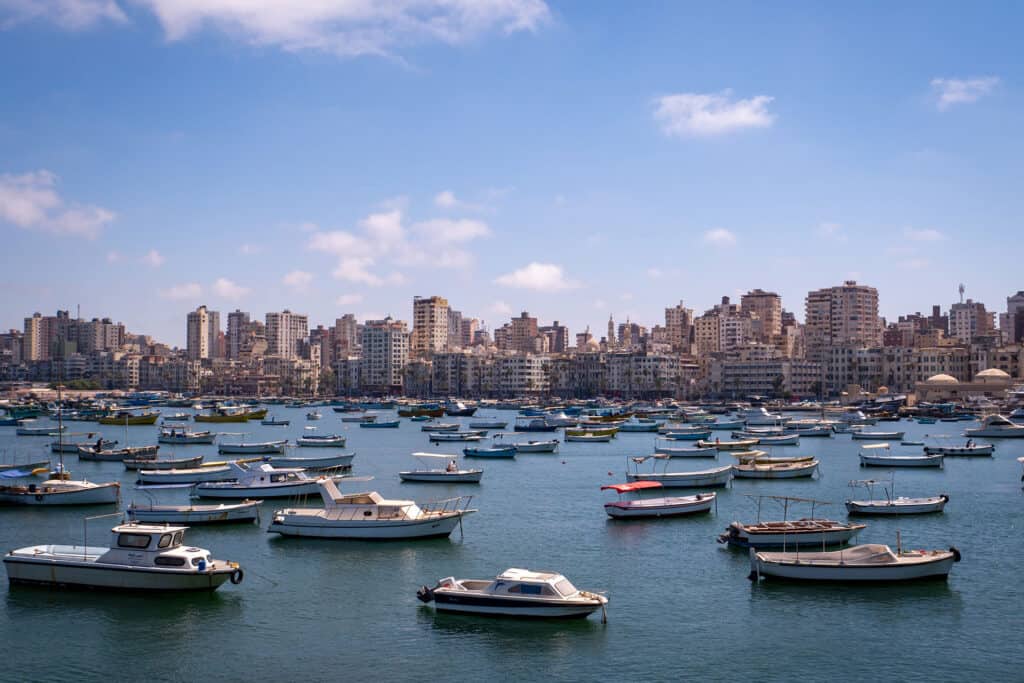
[
  {"x1": 194, "y1": 410, "x2": 249, "y2": 423},
  {"x1": 243, "y1": 408, "x2": 268, "y2": 420},
  {"x1": 98, "y1": 411, "x2": 160, "y2": 426},
  {"x1": 565, "y1": 427, "x2": 619, "y2": 438},
  {"x1": 698, "y1": 438, "x2": 760, "y2": 451}
]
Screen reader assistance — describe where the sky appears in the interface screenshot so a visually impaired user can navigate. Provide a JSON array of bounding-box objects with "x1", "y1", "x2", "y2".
[{"x1": 0, "y1": 1, "x2": 1021, "y2": 347}]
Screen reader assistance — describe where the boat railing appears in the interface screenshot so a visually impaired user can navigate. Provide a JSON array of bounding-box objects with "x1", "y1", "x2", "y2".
[{"x1": 420, "y1": 495, "x2": 475, "y2": 516}]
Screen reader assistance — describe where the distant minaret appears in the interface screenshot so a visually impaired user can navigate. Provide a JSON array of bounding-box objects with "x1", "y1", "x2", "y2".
[{"x1": 607, "y1": 315, "x2": 616, "y2": 350}]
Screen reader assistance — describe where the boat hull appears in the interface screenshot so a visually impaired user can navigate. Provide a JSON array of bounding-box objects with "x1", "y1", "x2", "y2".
[
  {"x1": 732, "y1": 462, "x2": 818, "y2": 479},
  {"x1": 721, "y1": 523, "x2": 864, "y2": 548},
  {"x1": 604, "y1": 494, "x2": 714, "y2": 518},
  {"x1": 269, "y1": 454, "x2": 354, "y2": 469},
  {"x1": 625, "y1": 468, "x2": 732, "y2": 488},
  {"x1": 510, "y1": 441, "x2": 559, "y2": 453},
  {"x1": 124, "y1": 456, "x2": 203, "y2": 470},
  {"x1": 0, "y1": 483, "x2": 120, "y2": 505},
  {"x1": 268, "y1": 512, "x2": 465, "y2": 539},
  {"x1": 126, "y1": 502, "x2": 261, "y2": 524},
  {"x1": 430, "y1": 594, "x2": 602, "y2": 619},
  {"x1": 845, "y1": 496, "x2": 948, "y2": 515},
  {"x1": 4, "y1": 556, "x2": 233, "y2": 591},
  {"x1": 296, "y1": 438, "x2": 347, "y2": 448},
  {"x1": 859, "y1": 455, "x2": 943, "y2": 467},
  {"x1": 751, "y1": 553, "x2": 956, "y2": 582},
  {"x1": 399, "y1": 471, "x2": 483, "y2": 483},
  {"x1": 218, "y1": 443, "x2": 287, "y2": 455},
  {"x1": 194, "y1": 481, "x2": 326, "y2": 499}
]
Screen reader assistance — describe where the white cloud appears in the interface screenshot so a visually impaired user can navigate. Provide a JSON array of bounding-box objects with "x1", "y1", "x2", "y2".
[
  {"x1": 332, "y1": 256, "x2": 404, "y2": 286},
  {"x1": 495, "y1": 262, "x2": 580, "y2": 291},
  {"x1": 336, "y1": 294, "x2": 363, "y2": 306},
  {"x1": 160, "y1": 282, "x2": 201, "y2": 300},
  {"x1": 360, "y1": 209, "x2": 405, "y2": 251},
  {"x1": 212, "y1": 277, "x2": 249, "y2": 300},
  {"x1": 0, "y1": 0, "x2": 126, "y2": 30},
  {"x1": 904, "y1": 227, "x2": 946, "y2": 242},
  {"x1": 141, "y1": 249, "x2": 164, "y2": 267},
  {"x1": 490, "y1": 300, "x2": 512, "y2": 315},
  {"x1": 434, "y1": 190, "x2": 459, "y2": 209},
  {"x1": 654, "y1": 90, "x2": 775, "y2": 137},
  {"x1": 0, "y1": 170, "x2": 115, "y2": 238},
  {"x1": 123, "y1": 0, "x2": 550, "y2": 58},
  {"x1": 282, "y1": 269, "x2": 313, "y2": 292},
  {"x1": 106, "y1": 250, "x2": 121, "y2": 263},
  {"x1": 413, "y1": 218, "x2": 489, "y2": 243},
  {"x1": 308, "y1": 229, "x2": 371, "y2": 256},
  {"x1": 239, "y1": 243, "x2": 261, "y2": 255},
  {"x1": 817, "y1": 222, "x2": 847, "y2": 242},
  {"x1": 703, "y1": 228, "x2": 737, "y2": 247},
  {"x1": 592, "y1": 299, "x2": 607, "y2": 310},
  {"x1": 931, "y1": 76, "x2": 999, "y2": 110}
]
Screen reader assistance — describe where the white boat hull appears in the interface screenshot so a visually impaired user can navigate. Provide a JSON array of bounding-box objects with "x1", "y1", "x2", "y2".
[
  {"x1": 4, "y1": 554, "x2": 233, "y2": 590},
  {"x1": 852, "y1": 432, "x2": 905, "y2": 440},
  {"x1": 845, "y1": 496, "x2": 948, "y2": 515},
  {"x1": 269, "y1": 454, "x2": 354, "y2": 469},
  {"x1": 431, "y1": 600, "x2": 602, "y2": 619},
  {"x1": 604, "y1": 493, "x2": 714, "y2": 518},
  {"x1": 732, "y1": 461, "x2": 818, "y2": 479},
  {"x1": 218, "y1": 443, "x2": 287, "y2": 455},
  {"x1": 860, "y1": 454, "x2": 943, "y2": 467},
  {"x1": 625, "y1": 467, "x2": 732, "y2": 488},
  {"x1": 0, "y1": 482, "x2": 120, "y2": 505},
  {"x1": 399, "y1": 470, "x2": 483, "y2": 483},
  {"x1": 268, "y1": 512, "x2": 465, "y2": 539},
  {"x1": 127, "y1": 501, "x2": 261, "y2": 524},
  {"x1": 751, "y1": 551, "x2": 956, "y2": 581},
  {"x1": 194, "y1": 480, "x2": 328, "y2": 499},
  {"x1": 510, "y1": 441, "x2": 559, "y2": 453},
  {"x1": 296, "y1": 438, "x2": 347, "y2": 448},
  {"x1": 138, "y1": 468, "x2": 233, "y2": 484}
]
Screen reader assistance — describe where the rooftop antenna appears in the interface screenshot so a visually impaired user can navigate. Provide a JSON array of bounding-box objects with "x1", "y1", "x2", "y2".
[{"x1": 958, "y1": 283, "x2": 965, "y2": 304}]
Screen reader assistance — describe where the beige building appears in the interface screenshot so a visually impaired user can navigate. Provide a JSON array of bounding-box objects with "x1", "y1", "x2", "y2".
[
  {"x1": 915, "y1": 368, "x2": 1014, "y2": 402},
  {"x1": 265, "y1": 310, "x2": 308, "y2": 359},
  {"x1": 360, "y1": 317, "x2": 409, "y2": 392},
  {"x1": 805, "y1": 280, "x2": 881, "y2": 361},
  {"x1": 664, "y1": 301, "x2": 693, "y2": 353},
  {"x1": 741, "y1": 289, "x2": 782, "y2": 341},
  {"x1": 186, "y1": 305, "x2": 220, "y2": 361},
  {"x1": 948, "y1": 299, "x2": 994, "y2": 344},
  {"x1": 411, "y1": 296, "x2": 449, "y2": 355}
]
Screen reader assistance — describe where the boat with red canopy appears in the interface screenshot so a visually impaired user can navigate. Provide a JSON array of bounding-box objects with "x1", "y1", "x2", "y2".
[{"x1": 600, "y1": 480, "x2": 716, "y2": 519}]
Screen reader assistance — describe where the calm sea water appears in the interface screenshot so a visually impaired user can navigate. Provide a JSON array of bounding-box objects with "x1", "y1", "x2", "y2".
[{"x1": 1, "y1": 409, "x2": 1022, "y2": 682}]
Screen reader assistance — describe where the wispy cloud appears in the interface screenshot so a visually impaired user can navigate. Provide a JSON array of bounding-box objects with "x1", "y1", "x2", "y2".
[
  {"x1": 106, "y1": 250, "x2": 121, "y2": 263},
  {"x1": 238, "y1": 243, "x2": 261, "y2": 256},
  {"x1": 413, "y1": 218, "x2": 489, "y2": 243},
  {"x1": 212, "y1": 277, "x2": 249, "y2": 300},
  {"x1": 0, "y1": 0, "x2": 126, "y2": 30},
  {"x1": 495, "y1": 262, "x2": 580, "y2": 291},
  {"x1": 336, "y1": 294, "x2": 363, "y2": 306},
  {"x1": 703, "y1": 228, "x2": 737, "y2": 247},
  {"x1": 160, "y1": 282, "x2": 201, "y2": 300},
  {"x1": 141, "y1": 249, "x2": 164, "y2": 267},
  {"x1": 904, "y1": 227, "x2": 946, "y2": 242},
  {"x1": 931, "y1": 76, "x2": 999, "y2": 110},
  {"x1": 0, "y1": 169, "x2": 115, "y2": 239},
  {"x1": 653, "y1": 90, "x2": 775, "y2": 137},
  {"x1": 103, "y1": 0, "x2": 551, "y2": 59},
  {"x1": 282, "y1": 269, "x2": 313, "y2": 292}
]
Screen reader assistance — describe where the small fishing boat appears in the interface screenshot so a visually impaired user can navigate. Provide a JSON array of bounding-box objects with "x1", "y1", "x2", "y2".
[
  {"x1": 565, "y1": 427, "x2": 617, "y2": 438},
  {"x1": 851, "y1": 430, "x2": 905, "y2": 441},
  {"x1": 662, "y1": 430, "x2": 712, "y2": 441},
  {"x1": 615, "y1": 419, "x2": 660, "y2": 433},
  {"x1": 858, "y1": 443, "x2": 943, "y2": 468},
  {"x1": 625, "y1": 456, "x2": 732, "y2": 488},
  {"x1": 698, "y1": 438, "x2": 759, "y2": 451},
  {"x1": 410, "y1": 415, "x2": 432, "y2": 422},
  {"x1": 341, "y1": 413, "x2": 377, "y2": 423},
  {"x1": 127, "y1": 500, "x2": 261, "y2": 524},
  {"x1": 359, "y1": 420, "x2": 400, "y2": 428},
  {"x1": 269, "y1": 452, "x2": 354, "y2": 469},
  {"x1": 399, "y1": 453, "x2": 483, "y2": 483},
  {"x1": 98, "y1": 411, "x2": 160, "y2": 426},
  {"x1": 602, "y1": 481, "x2": 715, "y2": 519},
  {"x1": 51, "y1": 438, "x2": 116, "y2": 453},
  {"x1": 416, "y1": 568, "x2": 607, "y2": 620},
  {"x1": 965, "y1": 414, "x2": 1024, "y2": 438},
  {"x1": 124, "y1": 454, "x2": 203, "y2": 470},
  {"x1": 0, "y1": 477, "x2": 120, "y2": 505},
  {"x1": 916, "y1": 417, "x2": 938, "y2": 424},
  {"x1": 0, "y1": 460, "x2": 50, "y2": 477},
  {"x1": 306, "y1": 411, "x2": 322, "y2": 421},
  {"x1": 468, "y1": 418, "x2": 508, "y2": 430},
  {"x1": 492, "y1": 434, "x2": 559, "y2": 453},
  {"x1": 261, "y1": 416, "x2": 290, "y2": 426},
  {"x1": 163, "y1": 412, "x2": 191, "y2": 422},
  {"x1": 719, "y1": 495, "x2": 865, "y2": 548},
  {"x1": 732, "y1": 458, "x2": 819, "y2": 479},
  {"x1": 463, "y1": 445, "x2": 516, "y2": 458},
  {"x1": 564, "y1": 432, "x2": 614, "y2": 443},
  {"x1": 730, "y1": 450, "x2": 812, "y2": 464},
  {"x1": 218, "y1": 440, "x2": 287, "y2": 455},
  {"x1": 421, "y1": 422, "x2": 461, "y2": 432},
  {"x1": 513, "y1": 418, "x2": 558, "y2": 432},
  {"x1": 194, "y1": 408, "x2": 249, "y2": 423},
  {"x1": 3, "y1": 523, "x2": 243, "y2": 590},
  {"x1": 444, "y1": 401, "x2": 477, "y2": 417},
  {"x1": 137, "y1": 465, "x2": 236, "y2": 485},
  {"x1": 78, "y1": 445, "x2": 160, "y2": 462},
  {"x1": 297, "y1": 434, "x2": 347, "y2": 448},
  {"x1": 398, "y1": 404, "x2": 445, "y2": 418},
  {"x1": 923, "y1": 443, "x2": 995, "y2": 456},
  {"x1": 708, "y1": 420, "x2": 744, "y2": 430},
  {"x1": 429, "y1": 431, "x2": 486, "y2": 442},
  {"x1": 745, "y1": 433, "x2": 800, "y2": 446},
  {"x1": 845, "y1": 478, "x2": 949, "y2": 515},
  {"x1": 194, "y1": 462, "x2": 347, "y2": 499},
  {"x1": 16, "y1": 422, "x2": 65, "y2": 436},
  {"x1": 654, "y1": 439, "x2": 718, "y2": 457},
  {"x1": 158, "y1": 428, "x2": 217, "y2": 445},
  {"x1": 749, "y1": 543, "x2": 960, "y2": 582},
  {"x1": 268, "y1": 479, "x2": 475, "y2": 539}
]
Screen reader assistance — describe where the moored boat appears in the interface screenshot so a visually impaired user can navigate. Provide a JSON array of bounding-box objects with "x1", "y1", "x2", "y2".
[
  {"x1": 268, "y1": 452, "x2": 354, "y2": 469},
  {"x1": 359, "y1": 420, "x2": 401, "y2": 428},
  {"x1": 601, "y1": 481, "x2": 715, "y2": 519},
  {"x1": 16, "y1": 422, "x2": 65, "y2": 436},
  {"x1": 965, "y1": 414, "x2": 1024, "y2": 438},
  {"x1": 923, "y1": 443, "x2": 994, "y2": 456},
  {"x1": 193, "y1": 462, "x2": 347, "y2": 499},
  {"x1": 98, "y1": 411, "x2": 160, "y2": 426},
  {"x1": 468, "y1": 419, "x2": 508, "y2": 430},
  {"x1": 124, "y1": 454, "x2": 203, "y2": 470},
  {"x1": 78, "y1": 445, "x2": 160, "y2": 462},
  {"x1": 429, "y1": 431, "x2": 486, "y2": 442},
  {"x1": 399, "y1": 453, "x2": 483, "y2": 483},
  {"x1": 127, "y1": 500, "x2": 261, "y2": 524},
  {"x1": 858, "y1": 443, "x2": 943, "y2": 468},
  {"x1": 296, "y1": 434, "x2": 347, "y2": 447},
  {"x1": 137, "y1": 465, "x2": 236, "y2": 485},
  {"x1": 261, "y1": 416, "x2": 290, "y2": 426},
  {"x1": 158, "y1": 428, "x2": 217, "y2": 445},
  {"x1": 625, "y1": 456, "x2": 733, "y2": 488},
  {"x1": 719, "y1": 496, "x2": 865, "y2": 548},
  {"x1": 218, "y1": 439, "x2": 287, "y2": 455},
  {"x1": 0, "y1": 478, "x2": 120, "y2": 505},
  {"x1": 732, "y1": 459, "x2": 819, "y2": 479},
  {"x1": 462, "y1": 445, "x2": 516, "y2": 458},
  {"x1": 698, "y1": 438, "x2": 759, "y2": 451},
  {"x1": 845, "y1": 478, "x2": 949, "y2": 515},
  {"x1": 851, "y1": 430, "x2": 905, "y2": 441},
  {"x1": 3, "y1": 522, "x2": 242, "y2": 590},
  {"x1": 749, "y1": 543, "x2": 960, "y2": 582},
  {"x1": 416, "y1": 568, "x2": 607, "y2": 620}
]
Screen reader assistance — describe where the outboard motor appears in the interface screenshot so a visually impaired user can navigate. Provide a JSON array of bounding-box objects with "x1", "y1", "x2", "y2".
[{"x1": 416, "y1": 586, "x2": 434, "y2": 603}]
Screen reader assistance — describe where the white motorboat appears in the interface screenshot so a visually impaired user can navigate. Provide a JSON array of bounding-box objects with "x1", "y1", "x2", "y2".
[
  {"x1": 923, "y1": 443, "x2": 994, "y2": 456},
  {"x1": 654, "y1": 439, "x2": 718, "y2": 457},
  {"x1": 698, "y1": 438, "x2": 760, "y2": 451},
  {"x1": 340, "y1": 413, "x2": 375, "y2": 424},
  {"x1": 137, "y1": 465, "x2": 236, "y2": 485},
  {"x1": 124, "y1": 454, "x2": 204, "y2": 470},
  {"x1": 732, "y1": 459, "x2": 819, "y2": 479},
  {"x1": 429, "y1": 431, "x2": 486, "y2": 442},
  {"x1": 601, "y1": 481, "x2": 715, "y2": 519},
  {"x1": 268, "y1": 452, "x2": 354, "y2": 469},
  {"x1": 127, "y1": 500, "x2": 262, "y2": 524},
  {"x1": 417, "y1": 568, "x2": 607, "y2": 620},
  {"x1": 708, "y1": 419, "x2": 744, "y2": 430},
  {"x1": 193, "y1": 462, "x2": 346, "y2": 499},
  {"x1": 268, "y1": 479, "x2": 475, "y2": 539},
  {"x1": 218, "y1": 439, "x2": 287, "y2": 455},
  {"x1": 158, "y1": 428, "x2": 217, "y2": 445},
  {"x1": 16, "y1": 422, "x2": 65, "y2": 436},
  {"x1": 851, "y1": 430, "x2": 905, "y2": 441},
  {"x1": 421, "y1": 423, "x2": 460, "y2": 432},
  {"x1": 306, "y1": 411, "x2": 322, "y2": 421},
  {"x1": 261, "y1": 416, "x2": 290, "y2": 426},
  {"x1": 750, "y1": 543, "x2": 960, "y2": 582},
  {"x1": 51, "y1": 438, "x2": 116, "y2": 454},
  {"x1": 0, "y1": 478, "x2": 120, "y2": 505},
  {"x1": 296, "y1": 434, "x2": 347, "y2": 448},
  {"x1": 3, "y1": 522, "x2": 243, "y2": 590},
  {"x1": 730, "y1": 450, "x2": 813, "y2": 464},
  {"x1": 565, "y1": 433, "x2": 614, "y2": 443},
  {"x1": 468, "y1": 419, "x2": 508, "y2": 430},
  {"x1": 399, "y1": 453, "x2": 483, "y2": 483},
  {"x1": 492, "y1": 434, "x2": 559, "y2": 453},
  {"x1": 625, "y1": 456, "x2": 733, "y2": 488},
  {"x1": 735, "y1": 433, "x2": 800, "y2": 446},
  {"x1": 835, "y1": 409, "x2": 876, "y2": 426},
  {"x1": 741, "y1": 407, "x2": 789, "y2": 426},
  {"x1": 718, "y1": 495, "x2": 864, "y2": 548},
  {"x1": 965, "y1": 414, "x2": 1024, "y2": 438},
  {"x1": 845, "y1": 478, "x2": 949, "y2": 515},
  {"x1": 859, "y1": 443, "x2": 943, "y2": 468}
]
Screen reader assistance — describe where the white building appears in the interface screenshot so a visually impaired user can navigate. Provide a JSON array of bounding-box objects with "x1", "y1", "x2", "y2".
[
  {"x1": 360, "y1": 317, "x2": 409, "y2": 392},
  {"x1": 186, "y1": 305, "x2": 220, "y2": 361},
  {"x1": 412, "y1": 296, "x2": 449, "y2": 355},
  {"x1": 266, "y1": 310, "x2": 308, "y2": 359}
]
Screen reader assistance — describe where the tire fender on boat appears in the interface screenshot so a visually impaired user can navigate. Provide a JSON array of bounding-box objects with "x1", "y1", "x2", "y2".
[
  {"x1": 230, "y1": 568, "x2": 244, "y2": 584},
  {"x1": 949, "y1": 546, "x2": 961, "y2": 563}
]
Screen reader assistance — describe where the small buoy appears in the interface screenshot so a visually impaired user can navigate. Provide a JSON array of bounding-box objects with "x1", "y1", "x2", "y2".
[
  {"x1": 561, "y1": 460, "x2": 567, "y2": 465},
  {"x1": 607, "y1": 471, "x2": 613, "y2": 476}
]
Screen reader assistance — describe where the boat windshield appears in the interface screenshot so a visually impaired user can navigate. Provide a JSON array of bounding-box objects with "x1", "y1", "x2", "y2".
[{"x1": 554, "y1": 578, "x2": 577, "y2": 597}]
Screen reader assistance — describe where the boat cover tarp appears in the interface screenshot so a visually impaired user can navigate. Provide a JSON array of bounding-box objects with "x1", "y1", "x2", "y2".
[{"x1": 601, "y1": 481, "x2": 664, "y2": 493}]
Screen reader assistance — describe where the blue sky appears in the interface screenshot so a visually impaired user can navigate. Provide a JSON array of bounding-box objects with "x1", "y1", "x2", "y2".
[{"x1": 1, "y1": 1, "x2": 1020, "y2": 346}]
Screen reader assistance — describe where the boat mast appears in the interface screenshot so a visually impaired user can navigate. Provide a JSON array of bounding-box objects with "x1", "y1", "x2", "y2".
[{"x1": 56, "y1": 364, "x2": 64, "y2": 475}]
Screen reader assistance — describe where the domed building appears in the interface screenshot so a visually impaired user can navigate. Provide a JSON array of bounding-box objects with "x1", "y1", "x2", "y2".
[
  {"x1": 916, "y1": 368, "x2": 1013, "y2": 401},
  {"x1": 975, "y1": 368, "x2": 1011, "y2": 383}
]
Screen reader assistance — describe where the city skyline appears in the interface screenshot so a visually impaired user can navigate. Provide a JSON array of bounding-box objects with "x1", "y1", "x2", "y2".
[{"x1": 1, "y1": 2, "x2": 1021, "y2": 344}]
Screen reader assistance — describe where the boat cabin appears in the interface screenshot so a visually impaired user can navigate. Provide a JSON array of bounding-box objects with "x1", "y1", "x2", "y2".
[
  {"x1": 458, "y1": 569, "x2": 581, "y2": 599},
  {"x1": 99, "y1": 523, "x2": 213, "y2": 568}
]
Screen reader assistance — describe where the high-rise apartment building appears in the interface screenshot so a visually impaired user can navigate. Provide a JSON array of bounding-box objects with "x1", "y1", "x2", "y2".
[
  {"x1": 741, "y1": 289, "x2": 783, "y2": 341},
  {"x1": 804, "y1": 281, "x2": 881, "y2": 361},
  {"x1": 227, "y1": 310, "x2": 250, "y2": 360},
  {"x1": 186, "y1": 305, "x2": 220, "y2": 360},
  {"x1": 664, "y1": 301, "x2": 693, "y2": 353},
  {"x1": 539, "y1": 321, "x2": 570, "y2": 353},
  {"x1": 333, "y1": 314, "x2": 359, "y2": 357},
  {"x1": 948, "y1": 299, "x2": 993, "y2": 344},
  {"x1": 460, "y1": 318, "x2": 478, "y2": 347},
  {"x1": 411, "y1": 296, "x2": 449, "y2": 355},
  {"x1": 266, "y1": 310, "x2": 309, "y2": 358},
  {"x1": 1005, "y1": 291, "x2": 1024, "y2": 344},
  {"x1": 511, "y1": 312, "x2": 539, "y2": 353},
  {"x1": 359, "y1": 317, "x2": 409, "y2": 391}
]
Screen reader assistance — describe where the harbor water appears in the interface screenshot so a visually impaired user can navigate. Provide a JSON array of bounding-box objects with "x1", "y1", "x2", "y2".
[{"x1": 1, "y1": 409, "x2": 1022, "y2": 681}]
